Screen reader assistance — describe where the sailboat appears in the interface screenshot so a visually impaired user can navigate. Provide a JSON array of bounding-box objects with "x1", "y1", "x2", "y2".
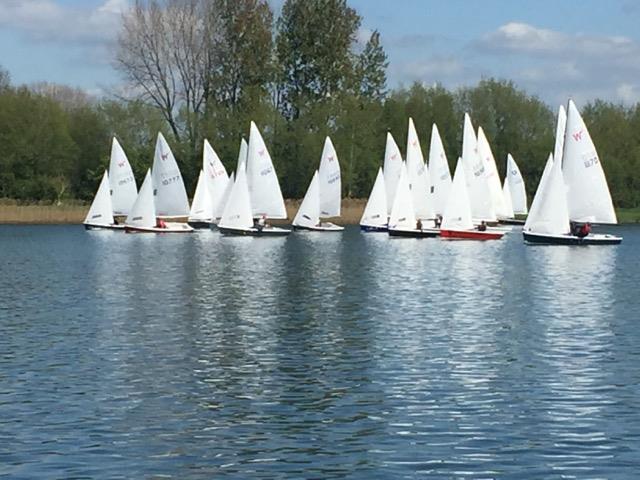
[
  {"x1": 428, "y1": 123, "x2": 452, "y2": 216},
  {"x1": 237, "y1": 138, "x2": 248, "y2": 172},
  {"x1": 388, "y1": 163, "x2": 439, "y2": 238},
  {"x1": 124, "y1": 170, "x2": 193, "y2": 233},
  {"x1": 187, "y1": 169, "x2": 213, "y2": 228},
  {"x1": 524, "y1": 100, "x2": 621, "y2": 244},
  {"x1": 360, "y1": 167, "x2": 388, "y2": 232},
  {"x1": 405, "y1": 118, "x2": 434, "y2": 221},
  {"x1": 218, "y1": 166, "x2": 289, "y2": 236},
  {"x1": 108, "y1": 137, "x2": 137, "y2": 216},
  {"x1": 522, "y1": 152, "x2": 620, "y2": 244},
  {"x1": 440, "y1": 159, "x2": 504, "y2": 240},
  {"x1": 477, "y1": 126, "x2": 510, "y2": 220},
  {"x1": 500, "y1": 153, "x2": 527, "y2": 225},
  {"x1": 219, "y1": 122, "x2": 289, "y2": 236},
  {"x1": 188, "y1": 139, "x2": 229, "y2": 228},
  {"x1": 461, "y1": 114, "x2": 496, "y2": 224},
  {"x1": 293, "y1": 137, "x2": 343, "y2": 231},
  {"x1": 84, "y1": 171, "x2": 123, "y2": 230},
  {"x1": 152, "y1": 132, "x2": 190, "y2": 218},
  {"x1": 383, "y1": 132, "x2": 403, "y2": 215}
]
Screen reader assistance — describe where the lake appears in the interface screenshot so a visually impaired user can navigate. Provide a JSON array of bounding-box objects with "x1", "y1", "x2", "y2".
[{"x1": 1, "y1": 225, "x2": 639, "y2": 478}]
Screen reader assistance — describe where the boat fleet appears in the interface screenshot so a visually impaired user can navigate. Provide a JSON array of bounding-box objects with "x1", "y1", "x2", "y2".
[{"x1": 84, "y1": 100, "x2": 621, "y2": 245}]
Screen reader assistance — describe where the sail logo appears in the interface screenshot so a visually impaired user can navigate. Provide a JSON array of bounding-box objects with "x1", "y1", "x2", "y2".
[
  {"x1": 118, "y1": 161, "x2": 125, "y2": 168},
  {"x1": 572, "y1": 130, "x2": 584, "y2": 142},
  {"x1": 328, "y1": 155, "x2": 335, "y2": 162},
  {"x1": 412, "y1": 140, "x2": 418, "y2": 147},
  {"x1": 258, "y1": 149, "x2": 265, "y2": 156},
  {"x1": 161, "y1": 151, "x2": 169, "y2": 161},
  {"x1": 391, "y1": 154, "x2": 398, "y2": 160}
]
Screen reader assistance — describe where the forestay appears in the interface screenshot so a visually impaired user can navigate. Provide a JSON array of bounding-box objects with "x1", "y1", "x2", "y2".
[
  {"x1": 246, "y1": 122, "x2": 287, "y2": 219},
  {"x1": 318, "y1": 136, "x2": 341, "y2": 217},
  {"x1": 108, "y1": 137, "x2": 137, "y2": 216},
  {"x1": 524, "y1": 156, "x2": 570, "y2": 235},
  {"x1": 383, "y1": 132, "x2": 403, "y2": 215},
  {"x1": 293, "y1": 171, "x2": 321, "y2": 228},
  {"x1": 428, "y1": 123, "x2": 452, "y2": 216},
  {"x1": 360, "y1": 168, "x2": 388, "y2": 228},
  {"x1": 389, "y1": 163, "x2": 417, "y2": 230},
  {"x1": 441, "y1": 159, "x2": 474, "y2": 231},
  {"x1": 562, "y1": 100, "x2": 617, "y2": 223},
  {"x1": 126, "y1": 169, "x2": 156, "y2": 229},
  {"x1": 152, "y1": 132, "x2": 190, "y2": 217},
  {"x1": 84, "y1": 170, "x2": 115, "y2": 226},
  {"x1": 219, "y1": 166, "x2": 254, "y2": 230},
  {"x1": 405, "y1": 118, "x2": 433, "y2": 220},
  {"x1": 504, "y1": 153, "x2": 527, "y2": 214},
  {"x1": 461, "y1": 114, "x2": 496, "y2": 221}
]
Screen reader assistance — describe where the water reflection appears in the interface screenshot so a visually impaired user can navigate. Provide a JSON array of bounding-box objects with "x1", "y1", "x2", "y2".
[{"x1": 1, "y1": 226, "x2": 639, "y2": 478}]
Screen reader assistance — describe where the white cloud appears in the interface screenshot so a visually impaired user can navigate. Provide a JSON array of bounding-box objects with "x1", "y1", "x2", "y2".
[{"x1": 0, "y1": 0, "x2": 128, "y2": 44}]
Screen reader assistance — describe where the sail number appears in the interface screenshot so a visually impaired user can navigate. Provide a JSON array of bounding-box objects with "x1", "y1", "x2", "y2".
[
  {"x1": 260, "y1": 167, "x2": 273, "y2": 176},
  {"x1": 582, "y1": 153, "x2": 599, "y2": 168},
  {"x1": 162, "y1": 175, "x2": 181, "y2": 186},
  {"x1": 327, "y1": 173, "x2": 340, "y2": 184}
]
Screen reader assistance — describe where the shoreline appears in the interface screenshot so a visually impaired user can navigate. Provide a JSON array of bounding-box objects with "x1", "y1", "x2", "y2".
[
  {"x1": 1, "y1": 200, "x2": 639, "y2": 225},
  {"x1": 0, "y1": 199, "x2": 369, "y2": 225}
]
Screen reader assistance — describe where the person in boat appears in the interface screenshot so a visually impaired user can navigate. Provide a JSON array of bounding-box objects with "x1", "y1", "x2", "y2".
[
  {"x1": 576, "y1": 222, "x2": 591, "y2": 238},
  {"x1": 416, "y1": 219, "x2": 422, "y2": 230},
  {"x1": 257, "y1": 214, "x2": 268, "y2": 231},
  {"x1": 156, "y1": 218, "x2": 167, "y2": 229},
  {"x1": 477, "y1": 220, "x2": 487, "y2": 232},
  {"x1": 434, "y1": 215, "x2": 442, "y2": 228}
]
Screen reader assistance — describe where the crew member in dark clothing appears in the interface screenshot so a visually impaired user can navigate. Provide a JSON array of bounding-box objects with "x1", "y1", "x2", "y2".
[
  {"x1": 576, "y1": 222, "x2": 591, "y2": 238},
  {"x1": 477, "y1": 220, "x2": 487, "y2": 231}
]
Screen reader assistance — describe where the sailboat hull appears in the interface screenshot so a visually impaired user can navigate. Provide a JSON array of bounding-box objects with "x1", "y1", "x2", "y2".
[
  {"x1": 293, "y1": 223, "x2": 344, "y2": 232},
  {"x1": 523, "y1": 231, "x2": 622, "y2": 245},
  {"x1": 499, "y1": 218, "x2": 525, "y2": 225},
  {"x1": 84, "y1": 223, "x2": 125, "y2": 231},
  {"x1": 187, "y1": 220, "x2": 214, "y2": 229},
  {"x1": 388, "y1": 227, "x2": 439, "y2": 238},
  {"x1": 360, "y1": 224, "x2": 388, "y2": 232},
  {"x1": 124, "y1": 223, "x2": 194, "y2": 233},
  {"x1": 440, "y1": 229, "x2": 504, "y2": 240},
  {"x1": 218, "y1": 226, "x2": 291, "y2": 237}
]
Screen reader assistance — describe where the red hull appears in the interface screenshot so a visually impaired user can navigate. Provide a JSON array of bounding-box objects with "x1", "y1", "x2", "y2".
[{"x1": 440, "y1": 229, "x2": 503, "y2": 240}]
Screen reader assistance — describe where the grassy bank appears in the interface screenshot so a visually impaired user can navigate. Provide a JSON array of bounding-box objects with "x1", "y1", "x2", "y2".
[
  {"x1": 1, "y1": 200, "x2": 638, "y2": 225},
  {"x1": 0, "y1": 198, "x2": 369, "y2": 225}
]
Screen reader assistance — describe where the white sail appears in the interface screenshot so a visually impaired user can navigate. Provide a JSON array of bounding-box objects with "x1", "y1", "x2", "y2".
[
  {"x1": 502, "y1": 180, "x2": 515, "y2": 218},
  {"x1": 360, "y1": 167, "x2": 388, "y2": 228},
  {"x1": 84, "y1": 170, "x2": 115, "y2": 226},
  {"x1": 383, "y1": 132, "x2": 403, "y2": 215},
  {"x1": 389, "y1": 163, "x2": 417, "y2": 230},
  {"x1": 293, "y1": 171, "x2": 320, "y2": 228},
  {"x1": 554, "y1": 105, "x2": 567, "y2": 167},
  {"x1": 461, "y1": 114, "x2": 496, "y2": 221},
  {"x1": 405, "y1": 118, "x2": 433, "y2": 220},
  {"x1": 215, "y1": 171, "x2": 235, "y2": 220},
  {"x1": 524, "y1": 156, "x2": 570, "y2": 235},
  {"x1": 563, "y1": 100, "x2": 617, "y2": 223},
  {"x1": 428, "y1": 123, "x2": 452, "y2": 216},
  {"x1": 477, "y1": 126, "x2": 509, "y2": 218},
  {"x1": 441, "y1": 159, "x2": 474, "y2": 231},
  {"x1": 219, "y1": 166, "x2": 253, "y2": 230},
  {"x1": 203, "y1": 139, "x2": 229, "y2": 220},
  {"x1": 108, "y1": 137, "x2": 137, "y2": 216},
  {"x1": 188, "y1": 170, "x2": 212, "y2": 222},
  {"x1": 237, "y1": 138, "x2": 248, "y2": 172},
  {"x1": 504, "y1": 153, "x2": 528, "y2": 214},
  {"x1": 125, "y1": 169, "x2": 156, "y2": 228},
  {"x1": 246, "y1": 121, "x2": 287, "y2": 219},
  {"x1": 152, "y1": 132, "x2": 190, "y2": 217},
  {"x1": 318, "y1": 136, "x2": 341, "y2": 217}
]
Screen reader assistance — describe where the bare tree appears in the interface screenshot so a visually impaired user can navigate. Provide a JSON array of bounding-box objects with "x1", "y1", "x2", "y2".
[{"x1": 116, "y1": 0, "x2": 211, "y2": 146}]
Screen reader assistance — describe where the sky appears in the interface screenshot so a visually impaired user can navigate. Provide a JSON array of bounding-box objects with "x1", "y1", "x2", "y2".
[{"x1": 1, "y1": 0, "x2": 640, "y2": 106}]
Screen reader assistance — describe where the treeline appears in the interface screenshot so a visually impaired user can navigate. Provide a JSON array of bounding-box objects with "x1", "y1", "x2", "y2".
[{"x1": 0, "y1": 0, "x2": 639, "y2": 208}]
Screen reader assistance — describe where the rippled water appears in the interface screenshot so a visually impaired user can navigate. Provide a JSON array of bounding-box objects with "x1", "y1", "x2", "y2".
[{"x1": 1, "y1": 225, "x2": 640, "y2": 478}]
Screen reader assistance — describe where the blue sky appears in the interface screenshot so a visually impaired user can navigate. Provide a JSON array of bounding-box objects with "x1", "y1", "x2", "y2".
[{"x1": 1, "y1": 0, "x2": 639, "y2": 106}]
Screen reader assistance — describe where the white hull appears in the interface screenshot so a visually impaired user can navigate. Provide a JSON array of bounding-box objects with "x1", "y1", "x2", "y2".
[{"x1": 125, "y1": 222, "x2": 194, "y2": 233}]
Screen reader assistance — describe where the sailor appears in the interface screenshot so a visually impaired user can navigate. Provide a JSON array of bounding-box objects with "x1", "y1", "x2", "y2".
[
  {"x1": 577, "y1": 222, "x2": 591, "y2": 238},
  {"x1": 257, "y1": 214, "x2": 267, "y2": 231},
  {"x1": 477, "y1": 220, "x2": 487, "y2": 232},
  {"x1": 416, "y1": 219, "x2": 422, "y2": 230},
  {"x1": 434, "y1": 214, "x2": 442, "y2": 228},
  {"x1": 156, "y1": 218, "x2": 167, "y2": 229}
]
